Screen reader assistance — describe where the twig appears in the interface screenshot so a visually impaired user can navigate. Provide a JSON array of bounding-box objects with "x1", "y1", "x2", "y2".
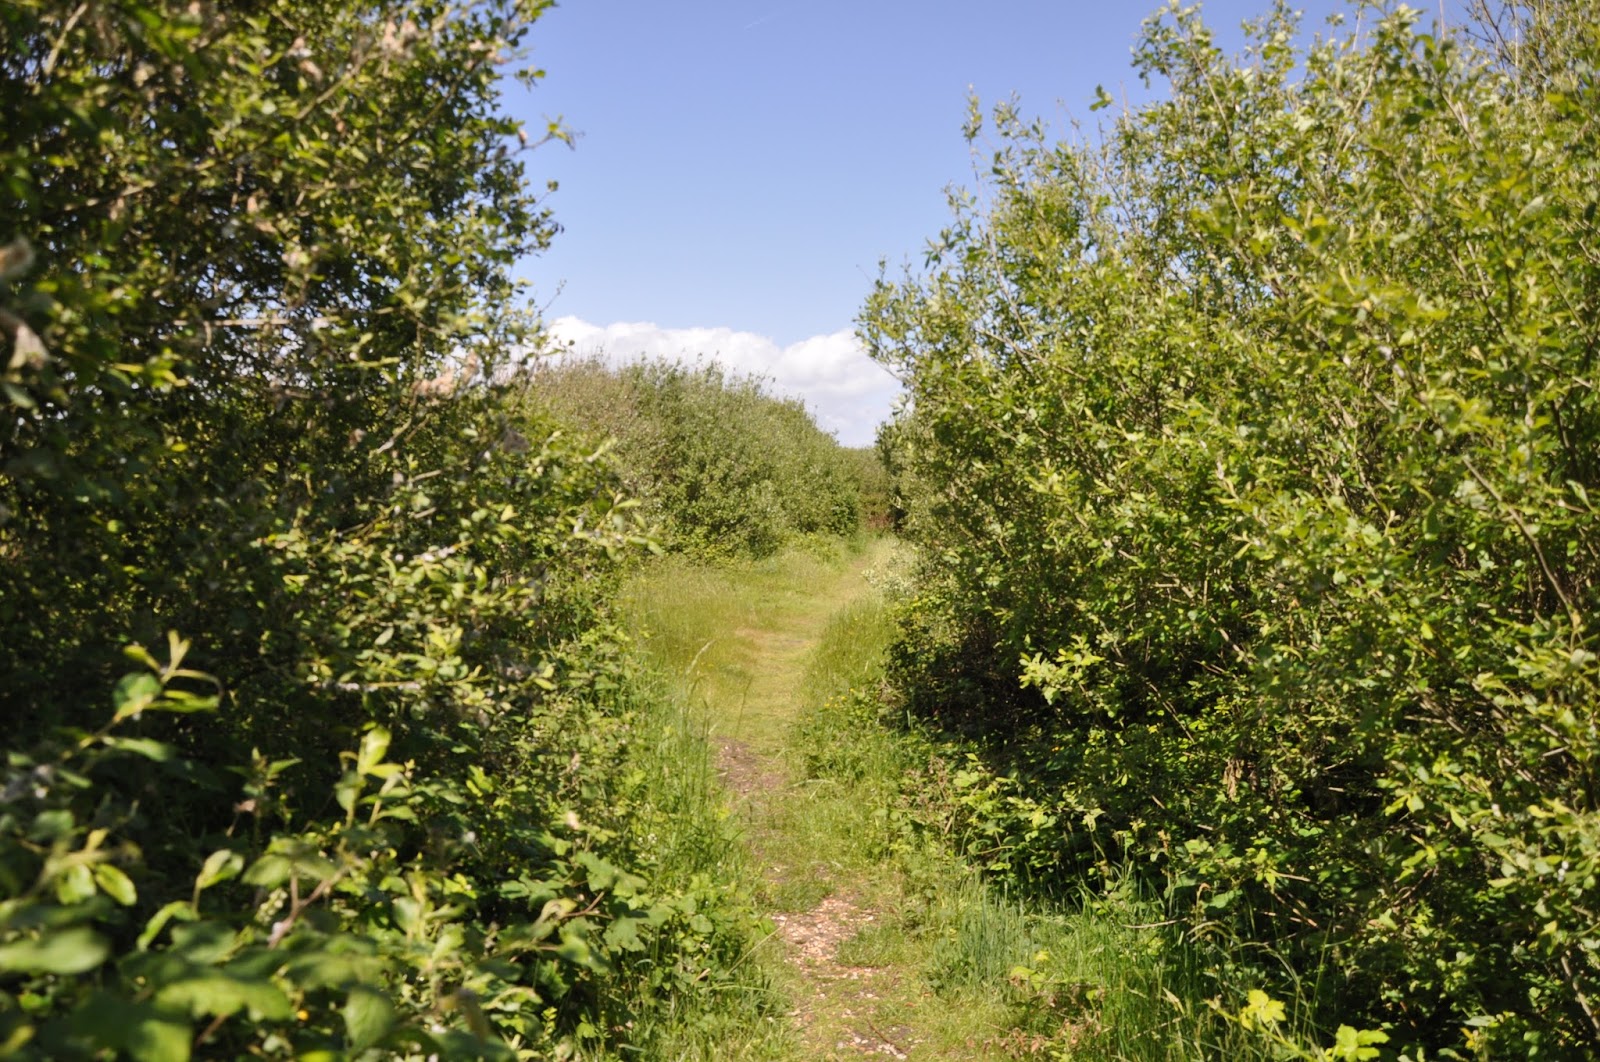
[{"x1": 40, "y1": 2, "x2": 88, "y2": 80}]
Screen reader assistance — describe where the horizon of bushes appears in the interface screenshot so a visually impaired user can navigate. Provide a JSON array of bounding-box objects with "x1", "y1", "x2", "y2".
[{"x1": 520, "y1": 353, "x2": 869, "y2": 558}]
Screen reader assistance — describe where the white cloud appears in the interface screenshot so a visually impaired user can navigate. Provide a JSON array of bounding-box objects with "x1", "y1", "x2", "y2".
[{"x1": 538, "y1": 316, "x2": 901, "y2": 447}]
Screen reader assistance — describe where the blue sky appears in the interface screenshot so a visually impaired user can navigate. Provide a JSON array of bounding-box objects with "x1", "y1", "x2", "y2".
[{"x1": 503, "y1": 1, "x2": 1452, "y2": 444}]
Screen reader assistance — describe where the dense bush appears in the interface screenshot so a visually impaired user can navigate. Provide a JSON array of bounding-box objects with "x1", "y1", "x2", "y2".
[
  {"x1": 1, "y1": 2, "x2": 759, "y2": 1057},
  {"x1": 524, "y1": 356, "x2": 862, "y2": 557},
  {"x1": 863, "y1": 1, "x2": 1600, "y2": 1054},
  {"x1": 841, "y1": 446, "x2": 893, "y2": 530}
]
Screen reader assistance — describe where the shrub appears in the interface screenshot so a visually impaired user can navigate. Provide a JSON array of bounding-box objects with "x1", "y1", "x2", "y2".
[
  {"x1": 523, "y1": 356, "x2": 863, "y2": 556},
  {"x1": 1, "y1": 2, "x2": 760, "y2": 1055},
  {"x1": 842, "y1": 446, "x2": 893, "y2": 530},
  {"x1": 863, "y1": 2, "x2": 1600, "y2": 1053}
]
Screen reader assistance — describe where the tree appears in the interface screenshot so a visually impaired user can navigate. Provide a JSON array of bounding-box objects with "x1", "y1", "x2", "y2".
[{"x1": 2, "y1": 0, "x2": 559, "y2": 716}]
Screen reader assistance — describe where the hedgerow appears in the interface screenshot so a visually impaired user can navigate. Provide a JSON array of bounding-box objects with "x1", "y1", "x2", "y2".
[
  {"x1": 1, "y1": 2, "x2": 765, "y2": 1057},
  {"x1": 863, "y1": 1, "x2": 1600, "y2": 1054},
  {"x1": 523, "y1": 356, "x2": 862, "y2": 557}
]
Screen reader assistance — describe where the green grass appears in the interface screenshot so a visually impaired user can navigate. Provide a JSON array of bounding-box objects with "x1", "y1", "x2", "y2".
[
  {"x1": 619, "y1": 537, "x2": 864, "y2": 749},
  {"x1": 602, "y1": 538, "x2": 893, "y2": 1059},
  {"x1": 610, "y1": 536, "x2": 1341, "y2": 1060},
  {"x1": 595, "y1": 627, "x2": 797, "y2": 1059}
]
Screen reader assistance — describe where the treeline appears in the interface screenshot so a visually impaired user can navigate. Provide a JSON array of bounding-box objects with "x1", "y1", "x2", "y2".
[
  {"x1": 866, "y1": 1, "x2": 1600, "y2": 1056},
  {"x1": 0, "y1": 3, "x2": 863, "y2": 1059}
]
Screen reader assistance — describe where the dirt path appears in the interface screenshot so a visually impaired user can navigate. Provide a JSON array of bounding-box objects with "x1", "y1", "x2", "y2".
[{"x1": 683, "y1": 540, "x2": 926, "y2": 1060}]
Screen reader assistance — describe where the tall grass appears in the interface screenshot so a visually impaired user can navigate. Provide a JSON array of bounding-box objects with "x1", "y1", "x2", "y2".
[{"x1": 599, "y1": 685, "x2": 797, "y2": 1060}]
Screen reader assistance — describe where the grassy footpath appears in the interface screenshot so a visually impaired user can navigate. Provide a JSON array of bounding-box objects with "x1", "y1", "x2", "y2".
[{"x1": 619, "y1": 537, "x2": 1234, "y2": 1060}]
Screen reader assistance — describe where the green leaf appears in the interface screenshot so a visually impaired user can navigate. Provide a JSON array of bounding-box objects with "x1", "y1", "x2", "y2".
[
  {"x1": 156, "y1": 973, "x2": 293, "y2": 1022},
  {"x1": 554, "y1": 926, "x2": 604, "y2": 972},
  {"x1": 57, "y1": 863, "x2": 96, "y2": 904},
  {"x1": 0, "y1": 1010, "x2": 34, "y2": 1055},
  {"x1": 576, "y1": 851, "x2": 618, "y2": 891},
  {"x1": 121, "y1": 644, "x2": 161, "y2": 670},
  {"x1": 94, "y1": 864, "x2": 138, "y2": 906},
  {"x1": 169, "y1": 921, "x2": 237, "y2": 964},
  {"x1": 75, "y1": 994, "x2": 193, "y2": 1062},
  {"x1": 392, "y1": 896, "x2": 423, "y2": 935},
  {"x1": 112, "y1": 672, "x2": 162, "y2": 720},
  {"x1": 195, "y1": 849, "x2": 242, "y2": 892},
  {"x1": 103, "y1": 736, "x2": 177, "y2": 761},
  {"x1": 3, "y1": 381, "x2": 36, "y2": 409},
  {"x1": 335, "y1": 770, "x2": 361, "y2": 814},
  {"x1": 343, "y1": 986, "x2": 396, "y2": 1051},
  {"x1": 603, "y1": 916, "x2": 644, "y2": 953},
  {"x1": 138, "y1": 900, "x2": 199, "y2": 951},
  {"x1": 0, "y1": 926, "x2": 109, "y2": 974},
  {"x1": 1239, "y1": 988, "x2": 1285, "y2": 1030},
  {"x1": 125, "y1": 1015, "x2": 194, "y2": 1062},
  {"x1": 149, "y1": 689, "x2": 218, "y2": 714},
  {"x1": 357, "y1": 726, "x2": 391, "y2": 776},
  {"x1": 1329, "y1": 1024, "x2": 1390, "y2": 1060},
  {"x1": 284, "y1": 949, "x2": 383, "y2": 990},
  {"x1": 242, "y1": 853, "x2": 292, "y2": 889},
  {"x1": 28, "y1": 809, "x2": 73, "y2": 843}
]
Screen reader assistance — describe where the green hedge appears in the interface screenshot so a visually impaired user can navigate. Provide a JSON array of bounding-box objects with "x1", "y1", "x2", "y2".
[
  {"x1": 863, "y1": 3, "x2": 1600, "y2": 1054},
  {"x1": 1, "y1": 3, "x2": 757, "y2": 1056},
  {"x1": 525, "y1": 356, "x2": 863, "y2": 557}
]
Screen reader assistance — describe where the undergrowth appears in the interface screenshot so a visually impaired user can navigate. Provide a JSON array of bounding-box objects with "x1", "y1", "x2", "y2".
[{"x1": 789, "y1": 548, "x2": 1373, "y2": 1060}]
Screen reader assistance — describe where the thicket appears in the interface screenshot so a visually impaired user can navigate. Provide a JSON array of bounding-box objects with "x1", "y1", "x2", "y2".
[
  {"x1": 523, "y1": 356, "x2": 862, "y2": 557},
  {"x1": 841, "y1": 446, "x2": 893, "y2": 530},
  {"x1": 863, "y1": 1, "x2": 1600, "y2": 1055},
  {"x1": 1, "y1": 3, "x2": 762, "y2": 1058}
]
